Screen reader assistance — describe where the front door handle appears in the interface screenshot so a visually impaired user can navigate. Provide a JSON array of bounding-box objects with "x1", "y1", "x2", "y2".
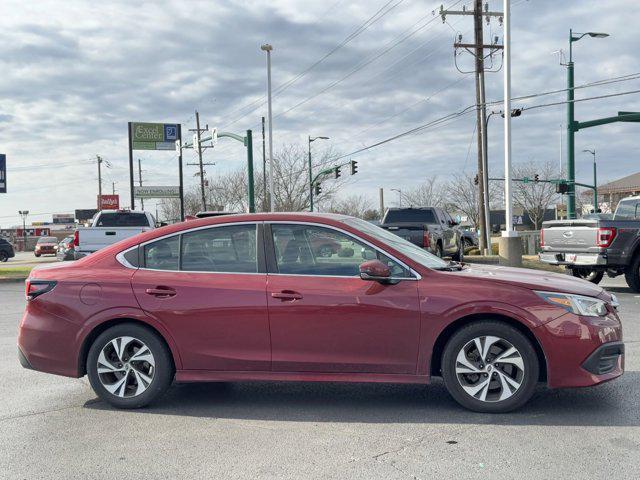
[
  {"x1": 271, "y1": 290, "x2": 303, "y2": 301},
  {"x1": 145, "y1": 287, "x2": 177, "y2": 298}
]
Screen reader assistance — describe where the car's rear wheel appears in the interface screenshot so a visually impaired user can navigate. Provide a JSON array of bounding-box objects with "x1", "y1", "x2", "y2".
[
  {"x1": 451, "y1": 241, "x2": 464, "y2": 262},
  {"x1": 34, "y1": 253, "x2": 40, "y2": 257},
  {"x1": 86, "y1": 323, "x2": 174, "y2": 409},
  {"x1": 441, "y1": 321, "x2": 539, "y2": 413},
  {"x1": 571, "y1": 267, "x2": 604, "y2": 284},
  {"x1": 625, "y1": 254, "x2": 640, "y2": 293},
  {"x1": 0, "y1": 251, "x2": 7, "y2": 262}
]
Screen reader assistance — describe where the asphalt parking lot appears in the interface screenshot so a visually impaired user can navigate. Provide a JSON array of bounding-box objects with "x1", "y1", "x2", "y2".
[{"x1": 0, "y1": 276, "x2": 638, "y2": 479}]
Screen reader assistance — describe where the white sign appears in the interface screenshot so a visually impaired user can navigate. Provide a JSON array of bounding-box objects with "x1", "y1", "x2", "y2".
[
  {"x1": 134, "y1": 186, "x2": 180, "y2": 199},
  {"x1": 210, "y1": 127, "x2": 218, "y2": 146}
]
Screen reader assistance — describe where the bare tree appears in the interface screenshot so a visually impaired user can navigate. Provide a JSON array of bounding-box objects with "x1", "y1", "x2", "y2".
[
  {"x1": 403, "y1": 176, "x2": 446, "y2": 207},
  {"x1": 445, "y1": 172, "x2": 502, "y2": 229},
  {"x1": 328, "y1": 194, "x2": 378, "y2": 219},
  {"x1": 512, "y1": 160, "x2": 560, "y2": 230}
]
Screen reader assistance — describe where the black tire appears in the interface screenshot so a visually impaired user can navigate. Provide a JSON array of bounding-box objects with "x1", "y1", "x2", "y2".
[
  {"x1": 463, "y1": 238, "x2": 474, "y2": 249},
  {"x1": 86, "y1": 323, "x2": 174, "y2": 409},
  {"x1": 0, "y1": 251, "x2": 7, "y2": 262},
  {"x1": 625, "y1": 255, "x2": 640, "y2": 293},
  {"x1": 451, "y1": 241, "x2": 464, "y2": 262},
  {"x1": 570, "y1": 268, "x2": 604, "y2": 284},
  {"x1": 441, "y1": 321, "x2": 539, "y2": 413},
  {"x1": 435, "y1": 243, "x2": 444, "y2": 258},
  {"x1": 34, "y1": 253, "x2": 41, "y2": 257}
]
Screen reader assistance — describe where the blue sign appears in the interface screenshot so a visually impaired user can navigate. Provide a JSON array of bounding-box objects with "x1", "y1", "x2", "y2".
[
  {"x1": 164, "y1": 124, "x2": 178, "y2": 141},
  {"x1": 0, "y1": 154, "x2": 5, "y2": 194}
]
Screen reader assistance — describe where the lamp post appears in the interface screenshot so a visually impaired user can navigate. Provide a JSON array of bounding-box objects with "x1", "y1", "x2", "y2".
[
  {"x1": 261, "y1": 44, "x2": 275, "y2": 212},
  {"x1": 582, "y1": 148, "x2": 598, "y2": 211},
  {"x1": 566, "y1": 29, "x2": 609, "y2": 219},
  {"x1": 18, "y1": 210, "x2": 29, "y2": 252},
  {"x1": 308, "y1": 136, "x2": 329, "y2": 212},
  {"x1": 390, "y1": 188, "x2": 403, "y2": 207}
]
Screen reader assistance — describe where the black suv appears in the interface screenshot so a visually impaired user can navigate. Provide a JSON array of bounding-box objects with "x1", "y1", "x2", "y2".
[{"x1": 0, "y1": 238, "x2": 15, "y2": 262}]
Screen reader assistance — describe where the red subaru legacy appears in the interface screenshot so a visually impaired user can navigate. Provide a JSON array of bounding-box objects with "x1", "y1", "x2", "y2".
[{"x1": 17, "y1": 213, "x2": 623, "y2": 413}]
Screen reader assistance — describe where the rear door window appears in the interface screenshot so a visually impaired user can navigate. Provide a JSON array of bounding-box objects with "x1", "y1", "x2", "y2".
[
  {"x1": 144, "y1": 236, "x2": 179, "y2": 271},
  {"x1": 180, "y1": 225, "x2": 258, "y2": 273}
]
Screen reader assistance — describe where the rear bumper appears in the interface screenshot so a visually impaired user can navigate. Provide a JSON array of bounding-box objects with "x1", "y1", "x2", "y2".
[
  {"x1": 539, "y1": 252, "x2": 607, "y2": 267},
  {"x1": 537, "y1": 311, "x2": 624, "y2": 388}
]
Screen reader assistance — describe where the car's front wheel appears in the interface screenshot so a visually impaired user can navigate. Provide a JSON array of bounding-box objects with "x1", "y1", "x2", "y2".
[
  {"x1": 0, "y1": 251, "x2": 8, "y2": 262},
  {"x1": 86, "y1": 323, "x2": 174, "y2": 409},
  {"x1": 441, "y1": 321, "x2": 539, "y2": 413}
]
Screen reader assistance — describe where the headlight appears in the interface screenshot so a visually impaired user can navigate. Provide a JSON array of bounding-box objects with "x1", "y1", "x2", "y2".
[{"x1": 536, "y1": 291, "x2": 608, "y2": 317}]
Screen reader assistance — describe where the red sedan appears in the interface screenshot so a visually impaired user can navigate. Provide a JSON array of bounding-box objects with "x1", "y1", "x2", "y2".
[{"x1": 17, "y1": 213, "x2": 623, "y2": 412}]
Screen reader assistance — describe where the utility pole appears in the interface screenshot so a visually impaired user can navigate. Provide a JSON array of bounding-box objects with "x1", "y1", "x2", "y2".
[
  {"x1": 138, "y1": 158, "x2": 145, "y2": 211},
  {"x1": 112, "y1": 182, "x2": 116, "y2": 195},
  {"x1": 379, "y1": 188, "x2": 385, "y2": 219},
  {"x1": 261, "y1": 44, "x2": 275, "y2": 211},
  {"x1": 96, "y1": 155, "x2": 103, "y2": 209},
  {"x1": 195, "y1": 111, "x2": 206, "y2": 211},
  {"x1": 261, "y1": 116, "x2": 267, "y2": 211},
  {"x1": 441, "y1": 1, "x2": 503, "y2": 254}
]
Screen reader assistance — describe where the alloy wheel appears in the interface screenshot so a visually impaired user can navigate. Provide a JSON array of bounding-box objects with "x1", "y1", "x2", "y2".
[
  {"x1": 97, "y1": 336, "x2": 156, "y2": 398},
  {"x1": 455, "y1": 335, "x2": 525, "y2": 402}
]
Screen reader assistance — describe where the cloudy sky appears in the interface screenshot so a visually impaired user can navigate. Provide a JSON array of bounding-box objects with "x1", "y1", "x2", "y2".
[{"x1": 1, "y1": 0, "x2": 639, "y2": 226}]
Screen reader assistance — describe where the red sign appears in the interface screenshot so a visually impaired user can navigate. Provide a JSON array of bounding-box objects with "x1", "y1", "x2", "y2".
[
  {"x1": 17, "y1": 228, "x2": 50, "y2": 237},
  {"x1": 98, "y1": 195, "x2": 120, "y2": 210}
]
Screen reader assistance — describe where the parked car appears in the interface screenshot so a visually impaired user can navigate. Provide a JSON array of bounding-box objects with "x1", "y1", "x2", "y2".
[
  {"x1": 0, "y1": 237, "x2": 15, "y2": 262},
  {"x1": 34, "y1": 236, "x2": 58, "y2": 257},
  {"x1": 539, "y1": 195, "x2": 640, "y2": 290},
  {"x1": 19, "y1": 213, "x2": 623, "y2": 413},
  {"x1": 380, "y1": 207, "x2": 463, "y2": 261},
  {"x1": 74, "y1": 210, "x2": 155, "y2": 258},
  {"x1": 56, "y1": 236, "x2": 75, "y2": 261}
]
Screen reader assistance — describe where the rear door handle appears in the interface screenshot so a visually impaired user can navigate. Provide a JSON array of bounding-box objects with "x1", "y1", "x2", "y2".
[
  {"x1": 145, "y1": 287, "x2": 177, "y2": 298},
  {"x1": 271, "y1": 290, "x2": 303, "y2": 301}
]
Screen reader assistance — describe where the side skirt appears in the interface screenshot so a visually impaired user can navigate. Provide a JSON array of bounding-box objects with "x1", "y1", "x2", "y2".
[{"x1": 176, "y1": 370, "x2": 431, "y2": 385}]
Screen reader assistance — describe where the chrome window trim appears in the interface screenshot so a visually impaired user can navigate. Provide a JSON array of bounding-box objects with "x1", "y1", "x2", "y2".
[
  {"x1": 117, "y1": 221, "x2": 260, "y2": 274},
  {"x1": 267, "y1": 220, "x2": 421, "y2": 281}
]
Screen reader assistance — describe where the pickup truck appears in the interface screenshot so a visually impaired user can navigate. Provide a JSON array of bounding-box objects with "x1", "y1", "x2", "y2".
[
  {"x1": 73, "y1": 210, "x2": 155, "y2": 259},
  {"x1": 539, "y1": 195, "x2": 640, "y2": 291},
  {"x1": 380, "y1": 206, "x2": 463, "y2": 261}
]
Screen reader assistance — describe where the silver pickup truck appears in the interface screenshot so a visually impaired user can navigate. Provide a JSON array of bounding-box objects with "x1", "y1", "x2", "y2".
[{"x1": 539, "y1": 195, "x2": 640, "y2": 291}]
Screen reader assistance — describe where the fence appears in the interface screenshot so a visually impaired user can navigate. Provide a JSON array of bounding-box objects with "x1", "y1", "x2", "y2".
[{"x1": 518, "y1": 230, "x2": 541, "y2": 255}]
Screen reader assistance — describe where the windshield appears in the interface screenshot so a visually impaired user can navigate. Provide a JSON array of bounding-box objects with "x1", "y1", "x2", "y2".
[
  {"x1": 383, "y1": 209, "x2": 436, "y2": 223},
  {"x1": 37, "y1": 237, "x2": 57, "y2": 244},
  {"x1": 342, "y1": 217, "x2": 449, "y2": 269},
  {"x1": 95, "y1": 212, "x2": 150, "y2": 227}
]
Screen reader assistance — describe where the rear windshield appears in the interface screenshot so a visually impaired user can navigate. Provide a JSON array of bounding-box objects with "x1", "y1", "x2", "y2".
[
  {"x1": 95, "y1": 213, "x2": 150, "y2": 227},
  {"x1": 37, "y1": 237, "x2": 57, "y2": 243},
  {"x1": 614, "y1": 200, "x2": 639, "y2": 220},
  {"x1": 384, "y1": 209, "x2": 436, "y2": 224}
]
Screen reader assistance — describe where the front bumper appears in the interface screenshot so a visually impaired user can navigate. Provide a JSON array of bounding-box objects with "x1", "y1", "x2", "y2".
[
  {"x1": 539, "y1": 251, "x2": 607, "y2": 266},
  {"x1": 537, "y1": 309, "x2": 624, "y2": 388}
]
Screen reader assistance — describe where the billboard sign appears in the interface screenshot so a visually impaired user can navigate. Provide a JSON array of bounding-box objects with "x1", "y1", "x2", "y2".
[
  {"x1": 134, "y1": 186, "x2": 180, "y2": 199},
  {"x1": 131, "y1": 123, "x2": 178, "y2": 150},
  {"x1": 98, "y1": 195, "x2": 120, "y2": 210},
  {"x1": 52, "y1": 213, "x2": 75, "y2": 224},
  {"x1": 0, "y1": 154, "x2": 6, "y2": 193}
]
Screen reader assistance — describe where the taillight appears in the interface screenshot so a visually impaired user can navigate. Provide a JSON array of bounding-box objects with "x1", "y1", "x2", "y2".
[
  {"x1": 596, "y1": 227, "x2": 616, "y2": 248},
  {"x1": 73, "y1": 230, "x2": 79, "y2": 247},
  {"x1": 423, "y1": 230, "x2": 431, "y2": 249},
  {"x1": 25, "y1": 279, "x2": 57, "y2": 301}
]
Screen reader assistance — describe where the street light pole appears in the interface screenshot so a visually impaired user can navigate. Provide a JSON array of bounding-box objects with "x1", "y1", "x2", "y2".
[
  {"x1": 391, "y1": 188, "x2": 403, "y2": 207},
  {"x1": 308, "y1": 135, "x2": 329, "y2": 212},
  {"x1": 261, "y1": 44, "x2": 275, "y2": 212},
  {"x1": 582, "y1": 149, "x2": 598, "y2": 210},
  {"x1": 502, "y1": 0, "x2": 514, "y2": 237},
  {"x1": 566, "y1": 29, "x2": 609, "y2": 219},
  {"x1": 18, "y1": 210, "x2": 29, "y2": 252}
]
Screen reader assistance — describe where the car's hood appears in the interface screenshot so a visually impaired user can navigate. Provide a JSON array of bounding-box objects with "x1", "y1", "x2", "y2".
[{"x1": 451, "y1": 263, "x2": 604, "y2": 298}]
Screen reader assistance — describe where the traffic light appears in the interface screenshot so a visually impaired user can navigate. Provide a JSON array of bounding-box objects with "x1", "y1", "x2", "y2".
[
  {"x1": 474, "y1": 174, "x2": 479, "y2": 186},
  {"x1": 334, "y1": 166, "x2": 341, "y2": 179},
  {"x1": 350, "y1": 160, "x2": 358, "y2": 175},
  {"x1": 314, "y1": 183, "x2": 322, "y2": 196},
  {"x1": 534, "y1": 174, "x2": 539, "y2": 183},
  {"x1": 556, "y1": 181, "x2": 569, "y2": 194}
]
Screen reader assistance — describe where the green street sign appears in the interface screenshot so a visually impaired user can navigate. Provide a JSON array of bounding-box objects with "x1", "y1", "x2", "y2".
[
  {"x1": 522, "y1": 177, "x2": 530, "y2": 184},
  {"x1": 131, "y1": 122, "x2": 178, "y2": 150}
]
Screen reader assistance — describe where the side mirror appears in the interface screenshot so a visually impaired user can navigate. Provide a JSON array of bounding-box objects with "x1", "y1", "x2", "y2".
[
  {"x1": 448, "y1": 219, "x2": 459, "y2": 227},
  {"x1": 359, "y1": 260, "x2": 391, "y2": 282}
]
